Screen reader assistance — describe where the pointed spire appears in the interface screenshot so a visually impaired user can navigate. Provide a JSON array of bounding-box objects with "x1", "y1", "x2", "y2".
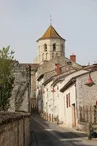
[{"x1": 37, "y1": 25, "x2": 65, "y2": 42}]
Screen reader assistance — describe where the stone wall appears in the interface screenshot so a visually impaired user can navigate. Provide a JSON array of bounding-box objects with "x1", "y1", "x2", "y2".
[
  {"x1": 76, "y1": 70, "x2": 97, "y2": 130},
  {"x1": 0, "y1": 112, "x2": 30, "y2": 146},
  {"x1": 76, "y1": 70, "x2": 97, "y2": 107},
  {"x1": 9, "y1": 62, "x2": 31, "y2": 112}
]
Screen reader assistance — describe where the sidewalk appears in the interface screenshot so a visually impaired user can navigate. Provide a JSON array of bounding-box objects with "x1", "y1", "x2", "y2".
[{"x1": 32, "y1": 114, "x2": 97, "y2": 146}]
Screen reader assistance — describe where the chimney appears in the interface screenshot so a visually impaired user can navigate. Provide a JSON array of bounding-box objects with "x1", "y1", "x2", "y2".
[
  {"x1": 55, "y1": 64, "x2": 61, "y2": 75},
  {"x1": 70, "y1": 54, "x2": 76, "y2": 62}
]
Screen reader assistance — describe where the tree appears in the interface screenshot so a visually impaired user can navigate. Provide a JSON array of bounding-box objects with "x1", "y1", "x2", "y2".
[{"x1": 0, "y1": 46, "x2": 15, "y2": 111}]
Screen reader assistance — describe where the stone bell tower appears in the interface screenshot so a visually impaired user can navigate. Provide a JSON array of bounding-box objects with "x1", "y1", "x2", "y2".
[{"x1": 34, "y1": 25, "x2": 66, "y2": 64}]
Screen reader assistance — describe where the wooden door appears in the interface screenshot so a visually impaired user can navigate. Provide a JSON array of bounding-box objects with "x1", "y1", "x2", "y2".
[{"x1": 72, "y1": 104, "x2": 76, "y2": 128}]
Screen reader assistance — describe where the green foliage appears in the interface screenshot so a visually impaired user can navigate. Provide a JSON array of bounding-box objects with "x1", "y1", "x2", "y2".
[{"x1": 0, "y1": 46, "x2": 15, "y2": 111}]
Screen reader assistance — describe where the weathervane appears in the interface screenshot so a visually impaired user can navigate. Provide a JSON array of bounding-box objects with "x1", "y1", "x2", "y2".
[{"x1": 50, "y1": 14, "x2": 52, "y2": 25}]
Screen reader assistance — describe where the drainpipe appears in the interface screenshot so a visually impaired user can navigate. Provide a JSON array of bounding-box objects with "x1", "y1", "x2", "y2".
[
  {"x1": 75, "y1": 81, "x2": 78, "y2": 129},
  {"x1": 52, "y1": 91, "x2": 54, "y2": 122}
]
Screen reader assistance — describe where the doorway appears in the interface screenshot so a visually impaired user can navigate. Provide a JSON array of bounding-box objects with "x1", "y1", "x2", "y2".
[{"x1": 72, "y1": 103, "x2": 76, "y2": 128}]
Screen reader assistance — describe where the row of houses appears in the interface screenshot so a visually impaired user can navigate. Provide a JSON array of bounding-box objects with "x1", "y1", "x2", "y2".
[{"x1": 35, "y1": 62, "x2": 97, "y2": 131}]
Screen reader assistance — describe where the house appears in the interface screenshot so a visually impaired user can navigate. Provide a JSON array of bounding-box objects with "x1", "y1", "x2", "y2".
[
  {"x1": 51, "y1": 69, "x2": 88, "y2": 123},
  {"x1": 60, "y1": 67, "x2": 97, "y2": 130}
]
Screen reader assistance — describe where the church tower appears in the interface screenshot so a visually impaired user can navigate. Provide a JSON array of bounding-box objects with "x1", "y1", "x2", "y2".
[{"x1": 34, "y1": 25, "x2": 66, "y2": 64}]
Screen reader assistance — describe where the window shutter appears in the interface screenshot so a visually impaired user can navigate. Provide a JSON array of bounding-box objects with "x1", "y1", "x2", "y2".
[
  {"x1": 68, "y1": 93, "x2": 70, "y2": 107},
  {"x1": 66, "y1": 95, "x2": 68, "y2": 108}
]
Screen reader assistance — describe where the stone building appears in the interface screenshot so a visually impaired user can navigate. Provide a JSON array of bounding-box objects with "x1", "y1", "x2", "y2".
[
  {"x1": 9, "y1": 61, "x2": 39, "y2": 112},
  {"x1": 33, "y1": 25, "x2": 65, "y2": 64},
  {"x1": 60, "y1": 67, "x2": 97, "y2": 130},
  {"x1": 34, "y1": 25, "x2": 82, "y2": 113}
]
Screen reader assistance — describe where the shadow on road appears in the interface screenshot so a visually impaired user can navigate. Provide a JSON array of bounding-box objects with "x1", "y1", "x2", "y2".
[{"x1": 30, "y1": 114, "x2": 97, "y2": 146}]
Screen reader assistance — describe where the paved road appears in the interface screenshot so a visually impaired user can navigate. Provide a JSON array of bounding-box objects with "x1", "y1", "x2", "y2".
[
  {"x1": 30, "y1": 114, "x2": 97, "y2": 146},
  {"x1": 30, "y1": 117, "x2": 64, "y2": 146}
]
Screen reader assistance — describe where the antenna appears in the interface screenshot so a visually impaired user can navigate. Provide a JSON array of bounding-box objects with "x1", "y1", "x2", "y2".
[{"x1": 50, "y1": 14, "x2": 52, "y2": 25}]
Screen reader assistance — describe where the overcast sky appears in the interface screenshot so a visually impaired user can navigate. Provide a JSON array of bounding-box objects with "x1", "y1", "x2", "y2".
[{"x1": 0, "y1": 0, "x2": 97, "y2": 65}]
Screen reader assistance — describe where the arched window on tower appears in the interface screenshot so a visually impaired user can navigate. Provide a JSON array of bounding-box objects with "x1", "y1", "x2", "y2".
[
  {"x1": 61, "y1": 44, "x2": 64, "y2": 52},
  {"x1": 46, "y1": 53, "x2": 48, "y2": 60},
  {"x1": 44, "y1": 44, "x2": 47, "y2": 52},
  {"x1": 53, "y1": 43, "x2": 56, "y2": 51}
]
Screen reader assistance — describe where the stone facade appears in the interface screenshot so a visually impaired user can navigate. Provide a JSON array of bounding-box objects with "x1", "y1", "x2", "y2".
[
  {"x1": 75, "y1": 70, "x2": 97, "y2": 131},
  {"x1": 9, "y1": 62, "x2": 31, "y2": 112},
  {"x1": 34, "y1": 25, "x2": 65, "y2": 64},
  {"x1": 76, "y1": 70, "x2": 97, "y2": 107},
  {"x1": 0, "y1": 112, "x2": 30, "y2": 146},
  {"x1": 9, "y1": 61, "x2": 39, "y2": 112},
  {"x1": 37, "y1": 38, "x2": 65, "y2": 64}
]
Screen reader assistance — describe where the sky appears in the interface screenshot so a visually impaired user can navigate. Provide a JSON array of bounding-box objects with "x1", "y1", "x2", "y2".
[{"x1": 0, "y1": 0, "x2": 97, "y2": 65}]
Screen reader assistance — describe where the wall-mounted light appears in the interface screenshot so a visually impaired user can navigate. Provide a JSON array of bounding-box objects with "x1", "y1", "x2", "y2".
[
  {"x1": 85, "y1": 73, "x2": 94, "y2": 87},
  {"x1": 51, "y1": 87, "x2": 55, "y2": 92}
]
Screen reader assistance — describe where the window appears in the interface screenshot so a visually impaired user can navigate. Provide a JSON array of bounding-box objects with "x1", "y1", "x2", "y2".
[
  {"x1": 66, "y1": 93, "x2": 70, "y2": 108},
  {"x1": 61, "y1": 44, "x2": 64, "y2": 51},
  {"x1": 46, "y1": 53, "x2": 48, "y2": 60},
  {"x1": 68, "y1": 93, "x2": 70, "y2": 107},
  {"x1": 44, "y1": 44, "x2": 47, "y2": 51},
  {"x1": 66, "y1": 95, "x2": 68, "y2": 108},
  {"x1": 52, "y1": 53, "x2": 54, "y2": 58},
  {"x1": 53, "y1": 43, "x2": 56, "y2": 51}
]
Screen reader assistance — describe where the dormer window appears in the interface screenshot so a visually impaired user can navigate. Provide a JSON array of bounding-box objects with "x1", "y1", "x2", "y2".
[
  {"x1": 53, "y1": 43, "x2": 56, "y2": 51},
  {"x1": 44, "y1": 44, "x2": 47, "y2": 51}
]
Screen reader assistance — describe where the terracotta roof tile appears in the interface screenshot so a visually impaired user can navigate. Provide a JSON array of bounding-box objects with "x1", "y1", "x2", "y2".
[{"x1": 37, "y1": 25, "x2": 65, "y2": 41}]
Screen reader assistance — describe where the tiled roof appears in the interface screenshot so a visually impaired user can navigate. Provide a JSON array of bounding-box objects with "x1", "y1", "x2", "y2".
[
  {"x1": 37, "y1": 25, "x2": 65, "y2": 41},
  {"x1": 83, "y1": 64, "x2": 97, "y2": 70}
]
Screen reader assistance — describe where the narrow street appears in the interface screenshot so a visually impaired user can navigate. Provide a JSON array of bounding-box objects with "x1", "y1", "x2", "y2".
[
  {"x1": 30, "y1": 114, "x2": 97, "y2": 146},
  {"x1": 30, "y1": 115, "x2": 64, "y2": 146}
]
